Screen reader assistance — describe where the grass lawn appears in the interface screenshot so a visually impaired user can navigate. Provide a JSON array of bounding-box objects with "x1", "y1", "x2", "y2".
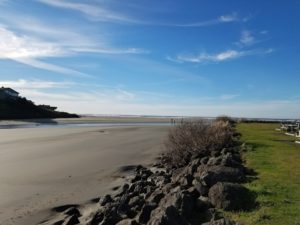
[{"x1": 226, "y1": 123, "x2": 300, "y2": 225}]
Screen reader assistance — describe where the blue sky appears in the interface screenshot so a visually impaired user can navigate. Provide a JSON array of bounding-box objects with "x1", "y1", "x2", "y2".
[{"x1": 0, "y1": 0, "x2": 300, "y2": 118}]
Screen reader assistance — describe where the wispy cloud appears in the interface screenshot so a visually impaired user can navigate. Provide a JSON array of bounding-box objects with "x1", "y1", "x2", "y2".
[
  {"x1": 72, "y1": 47, "x2": 149, "y2": 55},
  {"x1": 0, "y1": 26, "x2": 63, "y2": 59},
  {"x1": 36, "y1": 1, "x2": 248, "y2": 27},
  {"x1": 169, "y1": 48, "x2": 273, "y2": 64},
  {"x1": 0, "y1": 19, "x2": 146, "y2": 75},
  {"x1": 239, "y1": 30, "x2": 255, "y2": 45},
  {"x1": 167, "y1": 13, "x2": 241, "y2": 27},
  {"x1": 0, "y1": 79, "x2": 73, "y2": 89},
  {"x1": 17, "y1": 58, "x2": 90, "y2": 77},
  {"x1": 37, "y1": 0, "x2": 136, "y2": 23},
  {"x1": 0, "y1": 26, "x2": 90, "y2": 76}
]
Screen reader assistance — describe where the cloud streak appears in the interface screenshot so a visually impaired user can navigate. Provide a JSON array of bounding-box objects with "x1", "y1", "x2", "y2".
[
  {"x1": 170, "y1": 48, "x2": 274, "y2": 64},
  {"x1": 37, "y1": 1, "x2": 247, "y2": 27},
  {"x1": 169, "y1": 13, "x2": 241, "y2": 27},
  {"x1": 0, "y1": 22, "x2": 146, "y2": 75},
  {"x1": 0, "y1": 79, "x2": 73, "y2": 89},
  {"x1": 37, "y1": 0, "x2": 136, "y2": 23}
]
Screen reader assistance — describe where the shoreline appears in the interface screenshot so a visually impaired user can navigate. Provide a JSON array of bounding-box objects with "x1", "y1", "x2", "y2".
[{"x1": 0, "y1": 125, "x2": 169, "y2": 225}]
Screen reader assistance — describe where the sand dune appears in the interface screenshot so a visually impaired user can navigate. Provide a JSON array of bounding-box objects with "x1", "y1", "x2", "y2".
[{"x1": 0, "y1": 125, "x2": 169, "y2": 225}]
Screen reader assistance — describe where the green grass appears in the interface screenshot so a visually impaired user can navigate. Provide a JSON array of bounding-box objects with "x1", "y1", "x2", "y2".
[{"x1": 226, "y1": 123, "x2": 300, "y2": 225}]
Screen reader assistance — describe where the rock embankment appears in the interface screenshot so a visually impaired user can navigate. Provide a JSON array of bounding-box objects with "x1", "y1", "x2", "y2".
[{"x1": 40, "y1": 143, "x2": 255, "y2": 225}]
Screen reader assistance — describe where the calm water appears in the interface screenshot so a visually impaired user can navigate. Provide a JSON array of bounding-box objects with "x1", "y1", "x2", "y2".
[{"x1": 0, "y1": 122, "x2": 172, "y2": 129}]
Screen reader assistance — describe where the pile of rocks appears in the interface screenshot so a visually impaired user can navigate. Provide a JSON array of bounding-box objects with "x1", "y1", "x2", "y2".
[{"x1": 46, "y1": 145, "x2": 255, "y2": 225}]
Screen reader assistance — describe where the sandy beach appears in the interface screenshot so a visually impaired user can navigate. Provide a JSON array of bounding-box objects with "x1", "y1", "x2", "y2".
[{"x1": 0, "y1": 123, "x2": 169, "y2": 225}]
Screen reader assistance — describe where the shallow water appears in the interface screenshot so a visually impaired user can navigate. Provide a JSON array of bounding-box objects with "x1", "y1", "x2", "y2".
[{"x1": 0, "y1": 122, "x2": 172, "y2": 129}]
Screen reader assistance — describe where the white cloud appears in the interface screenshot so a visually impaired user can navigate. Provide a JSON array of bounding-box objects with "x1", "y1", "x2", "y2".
[
  {"x1": 37, "y1": 0, "x2": 135, "y2": 23},
  {"x1": 218, "y1": 13, "x2": 238, "y2": 22},
  {"x1": 0, "y1": 24, "x2": 145, "y2": 75},
  {"x1": 72, "y1": 47, "x2": 149, "y2": 55},
  {"x1": 240, "y1": 30, "x2": 255, "y2": 45},
  {"x1": 14, "y1": 58, "x2": 90, "y2": 77},
  {"x1": 0, "y1": 27, "x2": 63, "y2": 59},
  {"x1": 172, "y1": 48, "x2": 273, "y2": 64},
  {"x1": 0, "y1": 26, "x2": 87, "y2": 76},
  {"x1": 167, "y1": 13, "x2": 243, "y2": 27},
  {"x1": 0, "y1": 79, "x2": 73, "y2": 89},
  {"x1": 36, "y1": 1, "x2": 247, "y2": 27},
  {"x1": 175, "y1": 50, "x2": 240, "y2": 63}
]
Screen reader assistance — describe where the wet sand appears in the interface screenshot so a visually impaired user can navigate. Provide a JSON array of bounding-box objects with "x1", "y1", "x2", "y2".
[{"x1": 0, "y1": 125, "x2": 169, "y2": 225}]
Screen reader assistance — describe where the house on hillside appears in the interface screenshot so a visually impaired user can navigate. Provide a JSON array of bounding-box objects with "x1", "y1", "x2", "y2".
[{"x1": 0, "y1": 87, "x2": 19, "y2": 100}]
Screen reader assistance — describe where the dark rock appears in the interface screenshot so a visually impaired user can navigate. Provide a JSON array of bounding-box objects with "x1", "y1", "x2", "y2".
[
  {"x1": 122, "y1": 183, "x2": 130, "y2": 192},
  {"x1": 196, "y1": 166, "x2": 245, "y2": 187},
  {"x1": 196, "y1": 196, "x2": 211, "y2": 211},
  {"x1": 120, "y1": 165, "x2": 139, "y2": 173},
  {"x1": 53, "y1": 220, "x2": 64, "y2": 225},
  {"x1": 186, "y1": 187, "x2": 200, "y2": 199},
  {"x1": 89, "y1": 212, "x2": 104, "y2": 225},
  {"x1": 184, "y1": 158, "x2": 201, "y2": 175},
  {"x1": 65, "y1": 207, "x2": 81, "y2": 217},
  {"x1": 147, "y1": 189, "x2": 165, "y2": 204},
  {"x1": 100, "y1": 194, "x2": 113, "y2": 206},
  {"x1": 211, "y1": 150, "x2": 221, "y2": 157},
  {"x1": 135, "y1": 165, "x2": 145, "y2": 172},
  {"x1": 180, "y1": 174, "x2": 194, "y2": 188},
  {"x1": 200, "y1": 157, "x2": 209, "y2": 165},
  {"x1": 192, "y1": 178, "x2": 209, "y2": 196},
  {"x1": 176, "y1": 192, "x2": 196, "y2": 218},
  {"x1": 138, "y1": 203, "x2": 157, "y2": 224},
  {"x1": 90, "y1": 197, "x2": 101, "y2": 203},
  {"x1": 132, "y1": 175, "x2": 142, "y2": 183},
  {"x1": 52, "y1": 204, "x2": 79, "y2": 213},
  {"x1": 128, "y1": 196, "x2": 145, "y2": 209},
  {"x1": 148, "y1": 205, "x2": 189, "y2": 225},
  {"x1": 220, "y1": 153, "x2": 241, "y2": 168},
  {"x1": 208, "y1": 182, "x2": 255, "y2": 211},
  {"x1": 207, "y1": 157, "x2": 222, "y2": 166},
  {"x1": 66, "y1": 215, "x2": 80, "y2": 225},
  {"x1": 102, "y1": 206, "x2": 122, "y2": 225}
]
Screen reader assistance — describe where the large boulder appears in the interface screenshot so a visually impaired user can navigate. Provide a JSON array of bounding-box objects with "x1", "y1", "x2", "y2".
[
  {"x1": 195, "y1": 166, "x2": 245, "y2": 187},
  {"x1": 208, "y1": 182, "x2": 254, "y2": 211},
  {"x1": 147, "y1": 205, "x2": 189, "y2": 225}
]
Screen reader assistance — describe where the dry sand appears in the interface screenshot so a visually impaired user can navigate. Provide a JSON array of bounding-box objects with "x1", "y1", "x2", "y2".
[{"x1": 0, "y1": 124, "x2": 169, "y2": 225}]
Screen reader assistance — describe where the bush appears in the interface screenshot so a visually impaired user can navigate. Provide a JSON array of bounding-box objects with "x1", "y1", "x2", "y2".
[{"x1": 163, "y1": 119, "x2": 237, "y2": 168}]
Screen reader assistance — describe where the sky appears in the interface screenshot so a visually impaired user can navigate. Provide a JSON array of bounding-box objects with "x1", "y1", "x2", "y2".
[{"x1": 0, "y1": 0, "x2": 300, "y2": 118}]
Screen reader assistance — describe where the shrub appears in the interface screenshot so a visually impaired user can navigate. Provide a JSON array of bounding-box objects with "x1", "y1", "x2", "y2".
[{"x1": 163, "y1": 119, "x2": 237, "y2": 168}]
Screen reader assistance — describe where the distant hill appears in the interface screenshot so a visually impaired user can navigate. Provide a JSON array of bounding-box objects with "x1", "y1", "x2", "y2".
[{"x1": 0, "y1": 97, "x2": 79, "y2": 120}]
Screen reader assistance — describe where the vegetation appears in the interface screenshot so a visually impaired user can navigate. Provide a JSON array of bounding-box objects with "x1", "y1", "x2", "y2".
[
  {"x1": 226, "y1": 123, "x2": 300, "y2": 225},
  {"x1": 163, "y1": 119, "x2": 239, "y2": 168},
  {"x1": 0, "y1": 97, "x2": 79, "y2": 119}
]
